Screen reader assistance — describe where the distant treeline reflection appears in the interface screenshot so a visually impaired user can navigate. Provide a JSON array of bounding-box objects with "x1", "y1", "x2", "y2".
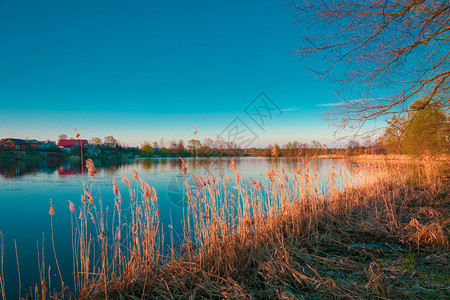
[
  {"x1": 0, "y1": 159, "x2": 126, "y2": 178},
  {"x1": 0, "y1": 157, "x2": 284, "y2": 179}
]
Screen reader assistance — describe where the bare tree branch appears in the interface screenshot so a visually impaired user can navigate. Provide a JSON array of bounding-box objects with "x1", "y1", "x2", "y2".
[{"x1": 290, "y1": 0, "x2": 450, "y2": 135}]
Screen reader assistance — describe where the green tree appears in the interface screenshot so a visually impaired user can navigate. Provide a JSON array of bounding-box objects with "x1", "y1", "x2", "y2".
[
  {"x1": 310, "y1": 140, "x2": 322, "y2": 155},
  {"x1": 160, "y1": 147, "x2": 169, "y2": 157},
  {"x1": 402, "y1": 100, "x2": 449, "y2": 157},
  {"x1": 141, "y1": 142, "x2": 155, "y2": 156},
  {"x1": 188, "y1": 139, "x2": 202, "y2": 156},
  {"x1": 381, "y1": 97, "x2": 449, "y2": 157}
]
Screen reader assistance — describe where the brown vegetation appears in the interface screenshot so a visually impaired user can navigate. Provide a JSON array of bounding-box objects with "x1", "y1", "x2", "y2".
[{"x1": 11, "y1": 158, "x2": 449, "y2": 299}]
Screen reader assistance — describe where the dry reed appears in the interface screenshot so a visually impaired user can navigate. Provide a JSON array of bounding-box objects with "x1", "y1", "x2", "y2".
[{"x1": 13, "y1": 157, "x2": 449, "y2": 299}]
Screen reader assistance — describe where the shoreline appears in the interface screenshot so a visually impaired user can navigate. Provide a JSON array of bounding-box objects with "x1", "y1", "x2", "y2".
[
  {"x1": 3, "y1": 158, "x2": 449, "y2": 299},
  {"x1": 82, "y1": 160, "x2": 449, "y2": 299}
]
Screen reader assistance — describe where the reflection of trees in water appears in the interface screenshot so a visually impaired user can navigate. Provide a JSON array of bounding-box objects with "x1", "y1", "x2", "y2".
[
  {"x1": 140, "y1": 158, "x2": 189, "y2": 172},
  {"x1": 0, "y1": 159, "x2": 62, "y2": 178},
  {"x1": 0, "y1": 157, "x2": 351, "y2": 180},
  {"x1": 0, "y1": 158, "x2": 140, "y2": 179},
  {"x1": 139, "y1": 157, "x2": 275, "y2": 175},
  {"x1": 93, "y1": 159, "x2": 124, "y2": 175},
  {"x1": 140, "y1": 158, "x2": 155, "y2": 170},
  {"x1": 139, "y1": 157, "x2": 233, "y2": 176}
]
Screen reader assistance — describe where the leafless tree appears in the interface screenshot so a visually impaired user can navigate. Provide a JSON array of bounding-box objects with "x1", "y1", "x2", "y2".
[
  {"x1": 104, "y1": 136, "x2": 118, "y2": 146},
  {"x1": 290, "y1": 0, "x2": 449, "y2": 134},
  {"x1": 89, "y1": 137, "x2": 102, "y2": 145}
]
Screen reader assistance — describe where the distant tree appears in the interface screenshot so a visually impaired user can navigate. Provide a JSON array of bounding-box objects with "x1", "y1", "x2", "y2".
[
  {"x1": 203, "y1": 138, "x2": 213, "y2": 148},
  {"x1": 402, "y1": 100, "x2": 449, "y2": 157},
  {"x1": 58, "y1": 133, "x2": 68, "y2": 140},
  {"x1": 346, "y1": 139, "x2": 361, "y2": 155},
  {"x1": 176, "y1": 139, "x2": 186, "y2": 155},
  {"x1": 293, "y1": 140, "x2": 302, "y2": 156},
  {"x1": 380, "y1": 115, "x2": 407, "y2": 154},
  {"x1": 264, "y1": 145, "x2": 272, "y2": 157},
  {"x1": 152, "y1": 141, "x2": 159, "y2": 149},
  {"x1": 104, "y1": 136, "x2": 118, "y2": 147},
  {"x1": 168, "y1": 140, "x2": 177, "y2": 154},
  {"x1": 89, "y1": 137, "x2": 102, "y2": 145},
  {"x1": 381, "y1": 93, "x2": 450, "y2": 156},
  {"x1": 141, "y1": 141, "x2": 155, "y2": 156},
  {"x1": 160, "y1": 147, "x2": 169, "y2": 157},
  {"x1": 201, "y1": 138, "x2": 214, "y2": 155},
  {"x1": 347, "y1": 140, "x2": 360, "y2": 149},
  {"x1": 224, "y1": 141, "x2": 241, "y2": 156},
  {"x1": 188, "y1": 139, "x2": 202, "y2": 156},
  {"x1": 308, "y1": 140, "x2": 321, "y2": 155},
  {"x1": 291, "y1": 0, "x2": 450, "y2": 134},
  {"x1": 361, "y1": 137, "x2": 377, "y2": 154},
  {"x1": 283, "y1": 142, "x2": 293, "y2": 157},
  {"x1": 310, "y1": 140, "x2": 322, "y2": 149}
]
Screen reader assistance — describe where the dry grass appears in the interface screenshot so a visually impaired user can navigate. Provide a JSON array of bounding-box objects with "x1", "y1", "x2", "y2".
[{"x1": 17, "y1": 158, "x2": 450, "y2": 299}]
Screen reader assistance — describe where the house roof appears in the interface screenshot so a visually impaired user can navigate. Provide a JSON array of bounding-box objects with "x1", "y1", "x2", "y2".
[
  {"x1": 24, "y1": 139, "x2": 40, "y2": 144},
  {"x1": 0, "y1": 138, "x2": 27, "y2": 145},
  {"x1": 58, "y1": 139, "x2": 88, "y2": 148},
  {"x1": 38, "y1": 141, "x2": 63, "y2": 152}
]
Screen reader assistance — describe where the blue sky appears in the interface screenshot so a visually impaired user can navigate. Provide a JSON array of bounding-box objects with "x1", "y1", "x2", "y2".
[{"x1": 0, "y1": 0, "x2": 345, "y2": 147}]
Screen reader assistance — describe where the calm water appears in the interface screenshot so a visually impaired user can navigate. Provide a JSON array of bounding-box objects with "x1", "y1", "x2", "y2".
[{"x1": 0, "y1": 157, "x2": 354, "y2": 298}]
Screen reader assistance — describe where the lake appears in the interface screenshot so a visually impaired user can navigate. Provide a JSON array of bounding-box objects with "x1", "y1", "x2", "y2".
[{"x1": 0, "y1": 157, "x2": 357, "y2": 298}]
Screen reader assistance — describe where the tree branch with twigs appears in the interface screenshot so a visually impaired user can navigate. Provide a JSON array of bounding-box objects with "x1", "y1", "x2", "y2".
[{"x1": 290, "y1": 0, "x2": 450, "y2": 135}]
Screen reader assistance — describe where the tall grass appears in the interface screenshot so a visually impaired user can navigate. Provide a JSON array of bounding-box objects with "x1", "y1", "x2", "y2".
[
  {"x1": 21, "y1": 157, "x2": 449, "y2": 299},
  {"x1": 60, "y1": 159, "x2": 162, "y2": 298}
]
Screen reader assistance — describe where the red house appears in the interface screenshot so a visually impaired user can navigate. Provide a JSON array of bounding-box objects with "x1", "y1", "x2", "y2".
[
  {"x1": 0, "y1": 138, "x2": 27, "y2": 153},
  {"x1": 58, "y1": 139, "x2": 89, "y2": 148}
]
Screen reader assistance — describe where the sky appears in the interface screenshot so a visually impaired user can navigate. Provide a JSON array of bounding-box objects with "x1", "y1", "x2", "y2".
[{"x1": 0, "y1": 0, "x2": 348, "y2": 147}]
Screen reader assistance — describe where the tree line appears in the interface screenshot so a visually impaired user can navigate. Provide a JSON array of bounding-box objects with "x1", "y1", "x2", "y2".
[{"x1": 379, "y1": 95, "x2": 449, "y2": 157}]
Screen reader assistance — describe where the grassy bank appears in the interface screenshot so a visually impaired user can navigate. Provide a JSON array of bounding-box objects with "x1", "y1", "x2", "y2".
[
  {"x1": 13, "y1": 159, "x2": 450, "y2": 299},
  {"x1": 318, "y1": 153, "x2": 450, "y2": 162}
]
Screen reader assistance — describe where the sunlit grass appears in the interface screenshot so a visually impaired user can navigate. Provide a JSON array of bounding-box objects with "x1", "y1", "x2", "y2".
[{"x1": 5, "y1": 156, "x2": 449, "y2": 299}]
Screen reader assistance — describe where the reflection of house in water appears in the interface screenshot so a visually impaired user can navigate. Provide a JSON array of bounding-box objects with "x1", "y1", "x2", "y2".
[
  {"x1": 0, "y1": 157, "x2": 138, "y2": 179},
  {"x1": 0, "y1": 164, "x2": 27, "y2": 177},
  {"x1": 57, "y1": 160, "x2": 83, "y2": 176},
  {"x1": 0, "y1": 160, "x2": 36, "y2": 178},
  {"x1": 0, "y1": 159, "x2": 63, "y2": 178},
  {"x1": 58, "y1": 166, "x2": 82, "y2": 176}
]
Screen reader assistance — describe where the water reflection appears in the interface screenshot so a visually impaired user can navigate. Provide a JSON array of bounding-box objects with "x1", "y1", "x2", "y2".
[
  {"x1": 0, "y1": 157, "x2": 345, "y2": 180},
  {"x1": 0, "y1": 158, "x2": 140, "y2": 178},
  {"x1": 0, "y1": 159, "x2": 62, "y2": 178},
  {"x1": 0, "y1": 156, "x2": 358, "y2": 299}
]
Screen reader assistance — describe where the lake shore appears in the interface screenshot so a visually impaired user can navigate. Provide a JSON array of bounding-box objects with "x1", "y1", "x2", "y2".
[
  {"x1": 3, "y1": 158, "x2": 448, "y2": 299},
  {"x1": 73, "y1": 160, "x2": 449, "y2": 299},
  {"x1": 318, "y1": 153, "x2": 450, "y2": 162}
]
